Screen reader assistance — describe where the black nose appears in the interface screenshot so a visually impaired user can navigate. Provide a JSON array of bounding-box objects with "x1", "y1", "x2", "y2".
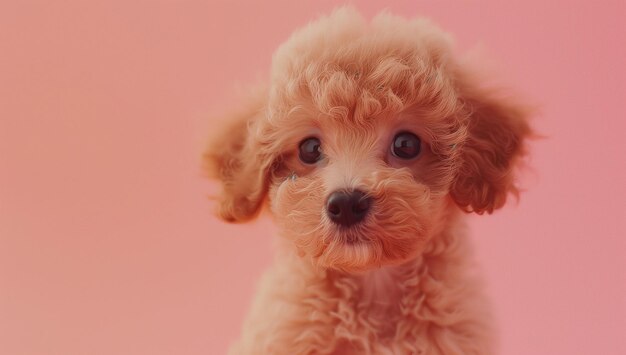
[{"x1": 326, "y1": 190, "x2": 371, "y2": 227}]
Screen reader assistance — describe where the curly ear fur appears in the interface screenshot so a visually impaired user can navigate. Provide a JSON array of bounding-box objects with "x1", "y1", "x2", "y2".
[
  {"x1": 203, "y1": 89, "x2": 271, "y2": 222},
  {"x1": 451, "y1": 71, "x2": 532, "y2": 214}
]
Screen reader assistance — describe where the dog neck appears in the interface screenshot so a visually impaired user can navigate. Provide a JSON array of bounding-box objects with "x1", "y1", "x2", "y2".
[
  {"x1": 267, "y1": 213, "x2": 487, "y2": 350},
  {"x1": 321, "y1": 216, "x2": 475, "y2": 339},
  {"x1": 357, "y1": 264, "x2": 404, "y2": 307}
]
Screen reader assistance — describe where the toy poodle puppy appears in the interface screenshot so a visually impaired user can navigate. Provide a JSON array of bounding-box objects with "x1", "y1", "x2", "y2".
[{"x1": 205, "y1": 7, "x2": 531, "y2": 355}]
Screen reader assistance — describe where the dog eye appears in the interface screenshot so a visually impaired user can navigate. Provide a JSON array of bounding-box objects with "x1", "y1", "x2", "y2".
[
  {"x1": 391, "y1": 132, "x2": 421, "y2": 159},
  {"x1": 299, "y1": 137, "x2": 322, "y2": 164}
]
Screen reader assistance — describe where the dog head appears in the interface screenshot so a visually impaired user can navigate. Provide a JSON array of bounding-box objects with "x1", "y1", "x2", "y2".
[{"x1": 205, "y1": 8, "x2": 531, "y2": 272}]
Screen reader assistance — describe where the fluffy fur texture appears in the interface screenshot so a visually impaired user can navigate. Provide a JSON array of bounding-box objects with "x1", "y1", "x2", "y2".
[{"x1": 205, "y1": 7, "x2": 531, "y2": 355}]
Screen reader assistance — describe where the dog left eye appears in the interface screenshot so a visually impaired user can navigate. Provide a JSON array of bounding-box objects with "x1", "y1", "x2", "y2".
[
  {"x1": 391, "y1": 132, "x2": 421, "y2": 159},
  {"x1": 299, "y1": 137, "x2": 322, "y2": 164}
]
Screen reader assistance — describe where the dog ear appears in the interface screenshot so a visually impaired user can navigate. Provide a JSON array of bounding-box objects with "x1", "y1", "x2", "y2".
[
  {"x1": 203, "y1": 88, "x2": 272, "y2": 222},
  {"x1": 450, "y1": 70, "x2": 532, "y2": 214}
]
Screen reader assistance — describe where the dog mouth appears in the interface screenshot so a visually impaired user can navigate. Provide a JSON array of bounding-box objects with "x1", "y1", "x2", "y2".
[{"x1": 331, "y1": 227, "x2": 372, "y2": 245}]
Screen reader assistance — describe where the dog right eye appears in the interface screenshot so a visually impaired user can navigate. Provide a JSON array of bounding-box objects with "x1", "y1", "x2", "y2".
[{"x1": 298, "y1": 137, "x2": 322, "y2": 164}]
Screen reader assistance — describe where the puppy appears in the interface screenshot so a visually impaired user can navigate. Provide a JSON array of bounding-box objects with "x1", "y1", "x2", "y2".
[{"x1": 205, "y1": 7, "x2": 531, "y2": 355}]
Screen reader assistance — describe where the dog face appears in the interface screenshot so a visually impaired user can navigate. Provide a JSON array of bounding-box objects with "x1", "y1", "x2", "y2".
[
  {"x1": 267, "y1": 111, "x2": 452, "y2": 272},
  {"x1": 205, "y1": 8, "x2": 531, "y2": 272}
]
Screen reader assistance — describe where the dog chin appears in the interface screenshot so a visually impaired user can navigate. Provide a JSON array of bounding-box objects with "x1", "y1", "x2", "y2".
[{"x1": 314, "y1": 229, "x2": 423, "y2": 273}]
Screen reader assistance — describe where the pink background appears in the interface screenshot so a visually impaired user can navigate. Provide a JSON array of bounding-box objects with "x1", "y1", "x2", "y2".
[{"x1": 1, "y1": 1, "x2": 624, "y2": 354}]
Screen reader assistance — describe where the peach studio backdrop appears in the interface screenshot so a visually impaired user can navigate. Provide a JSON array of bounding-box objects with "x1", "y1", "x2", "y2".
[{"x1": 1, "y1": 1, "x2": 624, "y2": 354}]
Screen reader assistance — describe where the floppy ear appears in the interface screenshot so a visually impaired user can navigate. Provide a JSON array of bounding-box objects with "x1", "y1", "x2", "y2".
[
  {"x1": 203, "y1": 89, "x2": 272, "y2": 222},
  {"x1": 450, "y1": 71, "x2": 533, "y2": 214}
]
